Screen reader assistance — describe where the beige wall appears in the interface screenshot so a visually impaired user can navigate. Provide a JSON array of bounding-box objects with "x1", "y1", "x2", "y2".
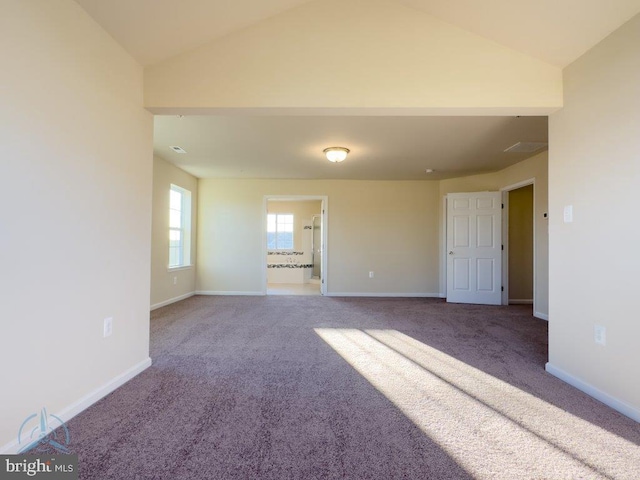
[
  {"x1": 267, "y1": 200, "x2": 322, "y2": 252},
  {"x1": 509, "y1": 185, "x2": 534, "y2": 301},
  {"x1": 151, "y1": 156, "x2": 198, "y2": 308},
  {"x1": 548, "y1": 14, "x2": 640, "y2": 418},
  {"x1": 440, "y1": 151, "x2": 549, "y2": 318},
  {"x1": 197, "y1": 180, "x2": 441, "y2": 295},
  {"x1": 1, "y1": 0, "x2": 152, "y2": 448},
  {"x1": 144, "y1": 0, "x2": 561, "y2": 113}
]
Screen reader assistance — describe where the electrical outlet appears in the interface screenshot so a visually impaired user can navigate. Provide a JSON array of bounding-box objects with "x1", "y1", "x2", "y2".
[
  {"x1": 103, "y1": 317, "x2": 113, "y2": 338},
  {"x1": 594, "y1": 325, "x2": 606, "y2": 346},
  {"x1": 369, "y1": 271, "x2": 374, "y2": 278},
  {"x1": 173, "y1": 276, "x2": 177, "y2": 285}
]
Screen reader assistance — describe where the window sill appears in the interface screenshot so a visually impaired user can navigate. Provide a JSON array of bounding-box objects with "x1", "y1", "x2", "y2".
[{"x1": 167, "y1": 265, "x2": 194, "y2": 272}]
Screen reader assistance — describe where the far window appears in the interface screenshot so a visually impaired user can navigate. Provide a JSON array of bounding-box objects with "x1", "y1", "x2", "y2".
[
  {"x1": 169, "y1": 184, "x2": 192, "y2": 268},
  {"x1": 267, "y1": 214, "x2": 294, "y2": 250}
]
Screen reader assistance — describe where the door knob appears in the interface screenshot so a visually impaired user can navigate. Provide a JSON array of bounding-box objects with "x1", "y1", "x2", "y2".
[{"x1": 449, "y1": 251, "x2": 454, "y2": 255}]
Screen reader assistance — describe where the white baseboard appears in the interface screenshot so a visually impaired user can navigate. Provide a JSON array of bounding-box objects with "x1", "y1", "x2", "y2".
[
  {"x1": 534, "y1": 311, "x2": 549, "y2": 321},
  {"x1": 0, "y1": 358, "x2": 152, "y2": 454},
  {"x1": 151, "y1": 292, "x2": 195, "y2": 311},
  {"x1": 327, "y1": 292, "x2": 443, "y2": 298},
  {"x1": 545, "y1": 363, "x2": 640, "y2": 423},
  {"x1": 196, "y1": 290, "x2": 264, "y2": 296},
  {"x1": 509, "y1": 299, "x2": 534, "y2": 305}
]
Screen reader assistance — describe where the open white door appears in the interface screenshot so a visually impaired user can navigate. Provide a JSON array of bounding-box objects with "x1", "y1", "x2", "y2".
[{"x1": 446, "y1": 192, "x2": 502, "y2": 305}]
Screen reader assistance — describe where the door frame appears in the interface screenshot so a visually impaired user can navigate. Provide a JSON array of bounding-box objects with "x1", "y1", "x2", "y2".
[
  {"x1": 262, "y1": 195, "x2": 329, "y2": 295},
  {"x1": 500, "y1": 178, "x2": 536, "y2": 308}
]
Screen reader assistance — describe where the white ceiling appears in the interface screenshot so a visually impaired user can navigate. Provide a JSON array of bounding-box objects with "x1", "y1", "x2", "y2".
[
  {"x1": 397, "y1": 0, "x2": 640, "y2": 67},
  {"x1": 154, "y1": 115, "x2": 548, "y2": 180},
  {"x1": 75, "y1": 0, "x2": 640, "y2": 67},
  {"x1": 75, "y1": 0, "x2": 636, "y2": 181},
  {"x1": 75, "y1": 0, "x2": 314, "y2": 66}
]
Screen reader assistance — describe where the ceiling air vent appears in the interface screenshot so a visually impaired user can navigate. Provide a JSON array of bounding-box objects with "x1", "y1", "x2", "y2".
[
  {"x1": 170, "y1": 146, "x2": 187, "y2": 154},
  {"x1": 504, "y1": 142, "x2": 547, "y2": 153}
]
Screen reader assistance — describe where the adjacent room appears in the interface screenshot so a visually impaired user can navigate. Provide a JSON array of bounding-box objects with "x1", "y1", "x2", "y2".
[
  {"x1": 3, "y1": 1, "x2": 640, "y2": 478},
  {"x1": 266, "y1": 198, "x2": 323, "y2": 296}
]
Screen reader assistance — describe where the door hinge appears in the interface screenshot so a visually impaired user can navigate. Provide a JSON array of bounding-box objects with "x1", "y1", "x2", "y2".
[
  {"x1": 322, "y1": 279, "x2": 324, "y2": 284},
  {"x1": 501, "y1": 286, "x2": 504, "y2": 292},
  {"x1": 501, "y1": 244, "x2": 504, "y2": 251},
  {"x1": 501, "y1": 203, "x2": 504, "y2": 209}
]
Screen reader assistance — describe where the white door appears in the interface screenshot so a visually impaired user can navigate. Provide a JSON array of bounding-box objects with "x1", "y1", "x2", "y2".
[{"x1": 446, "y1": 192, "x2": 502, "y2": 305}]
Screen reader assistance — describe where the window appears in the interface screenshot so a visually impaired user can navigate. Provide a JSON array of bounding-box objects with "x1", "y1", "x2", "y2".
[
  {"x1": 169, "y1": 184, "x2": 192, "y2": 268},
  {"x1": 267, "y1": 213, "x2": 294, "y2": 250}
]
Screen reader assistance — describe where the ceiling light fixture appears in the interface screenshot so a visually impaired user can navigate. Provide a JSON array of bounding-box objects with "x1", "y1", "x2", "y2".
[
  {"x1": 425, "y1": 168, "x2": 435, "y2": 174},
  {"x1": 323, "y1": 147, "x2": 349, "y2": 163}
]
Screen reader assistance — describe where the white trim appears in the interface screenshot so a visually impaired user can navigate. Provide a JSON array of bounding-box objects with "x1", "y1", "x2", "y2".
[
  {"x1": 151, "y1": 292, "x2": 195, "y2": 311},
  {"x1": 500, "y1": 178, "x2": 536, "y2": 192},
  {"x1": 534, "y1": 311, "x2": 549, "y2": 321},
  {"x1": 167, "y1": 265, "x2": 194, "y2": 272},
  {"x1": 545, "y1": 363, "x2": 640, "y2": 423},
  {"x1": 440, "y1": 196, "x2": 448, "y2": 299},
  {"x1": 0, "y1": 358, "x2": 152, "y2": 454},
  {"x1": 196, "y1": 290, "x2": 264, "y2": 296},
  {"x1": 327, "y1": 292, "x2": 443, "y2": 298},
  {"x1": 501, "y1": 190, "x2": 509, "y2": 305},
  {"x1": 509, "y1": 299, "x2": 534, "y2": 305}
]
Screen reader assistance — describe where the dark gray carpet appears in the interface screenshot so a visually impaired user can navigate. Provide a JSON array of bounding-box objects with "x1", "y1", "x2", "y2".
[{"x1": 65, "y1": 296, "x2": 640, "y2": 479}]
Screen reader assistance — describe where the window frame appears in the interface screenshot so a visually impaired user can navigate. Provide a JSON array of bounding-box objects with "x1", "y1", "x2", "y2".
[
  {"x1": 168, "y1": 184, "x2": 192, "y2": 269},
  {"x1": 266, "y1": 213, "x2": 295, "y2": 250}
]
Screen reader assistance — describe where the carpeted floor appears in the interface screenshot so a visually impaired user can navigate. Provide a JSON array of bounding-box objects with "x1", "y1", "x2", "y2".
[{"x1": 66, "y1": 296, "x2": 640, "y2": 479}]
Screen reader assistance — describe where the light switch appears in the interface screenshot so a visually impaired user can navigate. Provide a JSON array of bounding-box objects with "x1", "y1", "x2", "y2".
[{"x1": 563, "y1": 205, "x2": 573, "y2": 223}]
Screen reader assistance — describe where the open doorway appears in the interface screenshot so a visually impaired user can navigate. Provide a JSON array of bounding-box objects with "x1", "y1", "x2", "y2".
[
  {"x1": 501, "y1": 181, "x2": 535, "y2": 307},
  {"x1": 263, "y1": 196, "x2": 328, "y2": 296}
]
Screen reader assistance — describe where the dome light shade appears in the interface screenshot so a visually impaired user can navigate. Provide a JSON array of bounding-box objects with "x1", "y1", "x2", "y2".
[{"x1": 323, "y1": 147, "x2": 350, "y2": 163}]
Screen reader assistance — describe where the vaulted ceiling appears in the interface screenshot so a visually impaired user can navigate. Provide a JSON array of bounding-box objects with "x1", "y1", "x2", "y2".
[
  {"x1": 74, "y1": 0, "x2": 640, "y2": 179},
  {"x1": 76, "y1": 0, "x2": 640, "y2": 67}
]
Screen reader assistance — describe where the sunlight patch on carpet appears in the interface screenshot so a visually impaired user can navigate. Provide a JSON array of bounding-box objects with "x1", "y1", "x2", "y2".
[{"x1": 314, "y1": 328, "x2": 640, "y2": 480}]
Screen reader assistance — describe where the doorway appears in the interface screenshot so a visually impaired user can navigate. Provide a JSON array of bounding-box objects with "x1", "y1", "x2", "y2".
[
  {"x1": 501, "y1": 181, "x2": 535, "y2": 306},
  {"x1": 263, "y1": 195, "x2": 328, "y2": 296}
]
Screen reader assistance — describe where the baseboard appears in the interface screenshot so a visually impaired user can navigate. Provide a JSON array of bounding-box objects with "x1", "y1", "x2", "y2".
[
  {"x1": 196, "y1": 290, "x2": 265, "y2": 296},
  {"x1": 509, "y1": 299, "x2": 534, "y2": 305},
  {"x1": 327, "y1": 292, "x2": 443, "y2": 298},
  {"x1": 545, "y1": 363, "x2": 640, "y2": 423},
  {"x1": 534, "y1": 311, "x2": 549, "y2": 321},
  {"x1": 151, "y1": 292, "x2": 195, "y2": 311},
  {"x1": 0, "y1": 357, "x2": 152, "y2": 454}
]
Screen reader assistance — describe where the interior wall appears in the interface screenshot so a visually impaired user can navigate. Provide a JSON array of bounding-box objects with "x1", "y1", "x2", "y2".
[
  {"x1": 548, "y1": 13, "x2": 640, "y2": 419},
  {"x1": 151, "y1": 156, "x2": 198, "y2": 309},
  {"x1": 439, "y1": 151, "x2": 549, "y2": 318},
  {"x1": 144, "y1": 0, "x2": 561, "y2": 112},
  {"x1": 1, "y1": 0, "x2": 152, "y2": 449},
  {"x1": 509, "y1": 185, "x2": 534, "y2": 302},
  {"x1": 197, "y1": 179, "x2": 441, "y2": 295},
  {"x1": 267, "y1": 201, "x2": 322, "y2": 252}
]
